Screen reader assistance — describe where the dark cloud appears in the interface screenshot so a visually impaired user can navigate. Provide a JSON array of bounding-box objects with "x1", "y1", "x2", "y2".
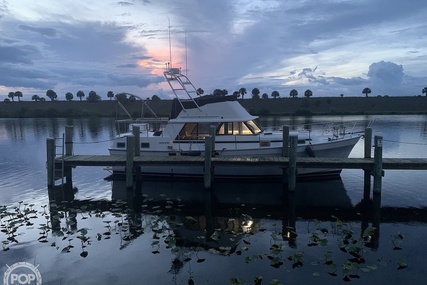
[
  {"x1": 0, "y1": 45, "x2": 39, "y2": 64},
  {"x1": 0, "y1": 64, "x2": 55, "y2": 90},
  {"x1": 117, "y1": 2, "x2": 134, "y2": 6},
  {"x1": 117, "y1": 63, "x2": 139, "y2": 68},
  {"x1": 107, "y1": 73, "x2": 163, "y2": 88},
  {"x1": 19, "y1": 25, "x2": 58, "y2": 37}
]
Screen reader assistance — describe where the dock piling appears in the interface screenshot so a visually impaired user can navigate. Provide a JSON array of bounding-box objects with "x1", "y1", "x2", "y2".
[
  {"x1": 363, "y1": 127, "x2": 372, "y2": 200},
  {"x1": 47, "y1": 138, "x2": 55, "y2": 198},
  {"x1": 65, "y1": 126, "x2": 73, "y2": 155},
  {"x1": 132, "y1": 126, "x2": 141, "y2": 156},
  {"x1": 204, "y1": 135, "x2": 213, "y2": 189},
  {"x1": 282, "y1": 126, "x2": 290, "y2": 157},
  {"x1": 373, "y1": 135, "x2": 383, "y2": 194},
  {"x1": 126, "y1": 135, "x2": 135, "y2": 188},
  {"x1": 132, "y1": 126, "x2": 142, "y2": 182},
  {"x1": 209, "y1": 125, "x2": 216, "y2": 153},
  {"x1": 288, "y1": 135, "x2": 298, "y2": 192}
]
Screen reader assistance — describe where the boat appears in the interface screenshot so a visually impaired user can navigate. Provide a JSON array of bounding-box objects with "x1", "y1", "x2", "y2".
[{"x1": 108, "y1": 67, "x2": 364, "y2": 179}]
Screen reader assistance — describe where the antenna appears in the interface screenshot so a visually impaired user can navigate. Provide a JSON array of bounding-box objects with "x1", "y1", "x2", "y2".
[
  {"x1": 168, "y1": 18, "x2": 172, "y2": 69},
  {"x1": 185, "y1": 29, "x2": 188, "y2": 76}
]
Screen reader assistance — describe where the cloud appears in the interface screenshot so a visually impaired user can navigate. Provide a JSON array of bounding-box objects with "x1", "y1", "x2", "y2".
[
  {"x1": 365, "y1": 61, "x2": 407, "y2": 95},
  {"x1": 0, "y1": 0, "x2": 426, "y2": 99},
  {"x1": 0, "y1": 17, "x2": 164, "y2": 97},
  {"x1": 0, "y1": 45, "x2": 39, "y2": 64},
  {"x1": 19, "y1": 25, "x2": 58, "y2": 37},
  {"x1": 367, "y1": 61, "x2": 404, "y2": 86}
]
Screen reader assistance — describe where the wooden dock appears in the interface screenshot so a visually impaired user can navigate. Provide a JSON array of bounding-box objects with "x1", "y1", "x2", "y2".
[
  {"x1": 47, "y1": 126, "x2": 427, "y2": 202},
  {"x1": 56, "y1": 154, "x2": 427, "y2": 170}
]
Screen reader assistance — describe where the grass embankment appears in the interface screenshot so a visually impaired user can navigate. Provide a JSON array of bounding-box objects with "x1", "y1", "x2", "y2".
[{"x1": 0, "y1": 96, "x2": 426, "y2": 118}]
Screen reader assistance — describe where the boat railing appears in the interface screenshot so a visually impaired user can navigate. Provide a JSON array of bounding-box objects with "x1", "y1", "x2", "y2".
[
  {"x1": 115, "y1": 118, "x2": 169, "y2": 135},
  {"x1": 115, "y1": 92, "x2": 159, "y2": 119},
  {"x1": 265, "y1": 119, "x2": 374, "y2": 139}
]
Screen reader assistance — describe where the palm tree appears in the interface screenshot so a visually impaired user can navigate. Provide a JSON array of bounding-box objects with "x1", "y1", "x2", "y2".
[
  {"x1": 107, "y1": 91, "x2": 114, "y2": 100},
  {"x1": 65, "y1": 92, "x2": 73, "y2": 101},
  {"x1": 422, "y1": 87, "x2": 427, "y2": 96},
  {"x1": 8, "y1": 92, "x2": 14, "y2": 102},
  {"x1": 46, "y1": 89, "x2": 57, "y2": 101},
  {"x1": 196, "y1": 88, "x2": 204, "y2": 96},
  {"x1": 304, "y1": 89, "x2": 313, "y2": 98},
  {"x1": 77, "y1": 90, "x2": 85, "y2": 101},
  {"x1": 271, "y1": 90, "x2": 279, "y2": 99},
  {"x1": 87, "y1": 90, "x2": 101, "y2": 102},
  {"x1": 32, "y1": 95, "x2": 40, "y2": 101},
  {"x1": 239, "y1": 87, "x2": 247, "y2": 99},
  {"x1": 289, "y1": 89, "x2": 298, "y2": 98},
  {"x1": 251, "y1": 88, "x2": 260, "y2": 99},
  {"x1": 14, "y1": 91, "x2": 23, "y2": 101},
  {"x1": 362, "y1": 87, "x2": 372, "y2": 97},
  {"x1": 213, "y1": 89, "x2": 222, "y2": 96}
]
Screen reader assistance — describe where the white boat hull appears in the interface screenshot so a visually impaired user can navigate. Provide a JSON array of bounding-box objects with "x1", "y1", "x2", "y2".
[{"x1": 109, "y1": 136, "x2": 360, "y2": 179}]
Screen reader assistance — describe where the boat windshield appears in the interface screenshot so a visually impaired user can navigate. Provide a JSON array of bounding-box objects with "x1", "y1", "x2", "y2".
[{"x1": 245, "y1": 120, "x2": 262, "y2": 134}]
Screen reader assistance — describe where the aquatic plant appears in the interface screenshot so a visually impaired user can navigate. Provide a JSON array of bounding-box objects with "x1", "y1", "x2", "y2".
[{"x1": 0, "y1": 197, "x2": 409, "y2": 284}]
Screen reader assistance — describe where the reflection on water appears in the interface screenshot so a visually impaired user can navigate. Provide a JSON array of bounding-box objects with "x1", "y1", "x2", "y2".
[
  {"x1": 2, "y1": 178, "x2": 427, "y2": 284},
  {"x1": 0, "y1": 117, "x2": 117, "y2": 143}
]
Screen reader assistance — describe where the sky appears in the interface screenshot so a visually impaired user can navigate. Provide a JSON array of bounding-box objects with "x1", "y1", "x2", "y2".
[{"x1": 0, "y1": 0, "x2": 426, "y2": 101}]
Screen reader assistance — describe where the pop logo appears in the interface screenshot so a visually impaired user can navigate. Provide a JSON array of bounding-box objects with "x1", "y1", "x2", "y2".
[{"x1": 3, "y1": 262, "x2": 42, "y2": 285}]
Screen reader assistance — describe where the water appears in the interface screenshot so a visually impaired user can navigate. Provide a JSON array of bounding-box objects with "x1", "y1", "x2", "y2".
[{"x1": 1, "y1": 115, "x2": 427, "y2": 285}]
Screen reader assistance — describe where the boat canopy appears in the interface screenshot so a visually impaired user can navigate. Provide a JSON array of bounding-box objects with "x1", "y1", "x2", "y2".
[{"x1": 170, "y1": 94, "x2": 239, "y2": 119}]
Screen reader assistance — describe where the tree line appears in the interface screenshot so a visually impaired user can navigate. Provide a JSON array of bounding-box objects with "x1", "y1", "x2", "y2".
[
  {"x1": 4, "y1": 87, "x2": 427, "y2": 102},
  {"x1": 195, "y1": 87, "x2": 313, "y2": 99}
]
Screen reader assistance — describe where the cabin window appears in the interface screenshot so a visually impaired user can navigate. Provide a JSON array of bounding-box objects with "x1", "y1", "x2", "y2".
[
  {"x1": 117, "y1": 142, "x2": 125, "y2": 148},
  {"x1": 177, "y1": 123, "x2": 217, "y2": 140},
  {"x1": 141, "y1": 143, "x2": 150, "y2": 148}
]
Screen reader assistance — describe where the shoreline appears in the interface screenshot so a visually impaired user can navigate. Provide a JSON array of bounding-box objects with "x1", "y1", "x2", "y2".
[{"x1": 0, "y1": 96, "x2": 426, "y2": 118}]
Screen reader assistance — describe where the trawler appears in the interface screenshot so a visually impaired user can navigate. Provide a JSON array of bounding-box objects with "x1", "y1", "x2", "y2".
[{"x1": 108, "y1": 67, "x2": 362, "y2": 179}]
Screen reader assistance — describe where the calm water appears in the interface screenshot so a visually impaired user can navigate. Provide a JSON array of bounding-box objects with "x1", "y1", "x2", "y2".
[{"x1": 1, "y1": 115, "x2": 427, "y2": 285}]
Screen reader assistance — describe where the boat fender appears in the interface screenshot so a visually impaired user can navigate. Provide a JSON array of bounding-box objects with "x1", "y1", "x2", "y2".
[{"x1": 305, "y1": 145, "x2": 315, "y2": 157}]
